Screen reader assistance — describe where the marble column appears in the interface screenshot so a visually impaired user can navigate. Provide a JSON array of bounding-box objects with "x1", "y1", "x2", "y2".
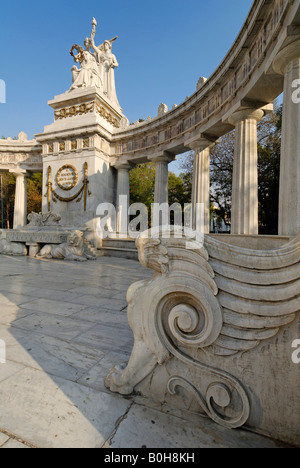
[
  {"x1": 273, "y1": 39, "x2": 300, "y2": 237},
  {"x1": 149, "y1": 153, "x2": 174, "y2": 227},
  {"x1": 229, "y1": 109, "x2": 264, "y2": 235},
  {"x1": 13, "y1": 171, "x2": 28, "y2": 229},
  {"x1": 153, "y1": 154, "x2": 173, "y2": 205},
  {"x1": 115, "y1": 162, "x2": 131, "y2": 235},
  {"x1": 189, "y1": 140, "x2": 212, "y2": 234}
]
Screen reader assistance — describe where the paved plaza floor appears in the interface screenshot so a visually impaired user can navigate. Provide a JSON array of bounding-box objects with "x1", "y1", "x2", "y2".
[{"x1": 0, "y1": 255, "x2": 287, "y2": 448}]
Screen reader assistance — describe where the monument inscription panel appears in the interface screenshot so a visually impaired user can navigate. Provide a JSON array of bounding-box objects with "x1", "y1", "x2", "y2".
[{"x1": 56, "y1": 165, "x2": 78, "y2": 191}]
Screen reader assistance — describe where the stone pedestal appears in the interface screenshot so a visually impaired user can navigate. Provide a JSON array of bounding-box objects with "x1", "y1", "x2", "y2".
[
  {"x1": 13, "y1": 171, "x2": 28, "y2": 230},
  {"x1": 27, "y1": 243, "x2": 41, "y2": 258},
  {"x1": 229, "y1": 109, "x2": 264, "y2": 235},
  {"x1": 273, "y1": 39, "x2": 300, "y2": 237},
  {"x1": 35, "y1": 87, "x2": 128, "y2": 244}
]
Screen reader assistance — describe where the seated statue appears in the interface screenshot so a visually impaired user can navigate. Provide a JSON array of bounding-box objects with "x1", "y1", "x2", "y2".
[
  {"x1": 37, "y1": 230, "x2": 95, "y2": 262},
  {"x1": 69, "y1": 38, "x2": 102, "y2": 92},
  {"x1": 0, "y1": 239, "x2": 27, "y2": 256}
]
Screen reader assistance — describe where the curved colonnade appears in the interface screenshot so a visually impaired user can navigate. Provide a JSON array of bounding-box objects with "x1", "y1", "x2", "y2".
[{"x1": 110, "y1": 0, "x2": 300, "y2": 237}]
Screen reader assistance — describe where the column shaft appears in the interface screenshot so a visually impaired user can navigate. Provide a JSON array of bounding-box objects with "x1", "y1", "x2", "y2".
[
  {"x1": 116, "y1": 164, "x2": 131, "y2": 235},
  {"x1": 273, "y1": 39, "x2": 300, "y2": 237},
  {"x1": 151, "y1": 153, "x2": 174, "y2": 227},
  {"x1": 13, "y1": 173, "x2": 27, "y2": 229},
  {"x1": 278, "y1": 57, "x2": 300, "y2": 236},
  {"x1": 230, "y1": 109, "x2": 264, "y2": 235},
  {"x1": 192, "y1": 147, "x2": 210, "y2": 233},
  {"x1": 154, "y1": 160, "x2": 169, "y2": 205}
]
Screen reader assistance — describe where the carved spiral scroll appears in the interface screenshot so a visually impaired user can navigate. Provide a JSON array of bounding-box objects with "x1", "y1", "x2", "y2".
[
  {"x1": 169, "y1": 304, "x2": 199, "y2": 339},
  {"x1": 168, "y1": 375, "x2": 250, "y2": 429},
  {"x1": 141, "y1": 274, "x2": 250, "y2": 429},
  {"x1": 167, "y1": 301, "x2": 220, "y2": 349},
  {"x1": 151, "y1": 275, "x2": 223, "y2": 351}
]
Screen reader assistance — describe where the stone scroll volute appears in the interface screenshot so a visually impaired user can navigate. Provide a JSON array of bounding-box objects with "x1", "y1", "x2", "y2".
[
  {"x1": 106, "y1": 228, "x2": 300, "y2": 430},
  {"x1": 105, "y1": 228, "x2": 252, "y2": 429}
]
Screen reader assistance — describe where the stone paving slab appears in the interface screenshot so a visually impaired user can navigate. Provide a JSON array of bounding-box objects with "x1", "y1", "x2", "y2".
[
  {"x1": 1, "y1": 437, "x2": 31, "y2": 448},
  {"x1": 0, "y1": 255, "x2": 289, "y2": 448},
  {"x1": 0, "y1": 366, "x2": 131, "y2": 448},
  {"x1": 107, "y1": 404, "x2": 284, "y2": 449}
]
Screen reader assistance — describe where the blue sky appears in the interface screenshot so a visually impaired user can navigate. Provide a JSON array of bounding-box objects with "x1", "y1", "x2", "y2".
[{"x1": 0, "y1": 0, "x2": 253, "y2": 171}]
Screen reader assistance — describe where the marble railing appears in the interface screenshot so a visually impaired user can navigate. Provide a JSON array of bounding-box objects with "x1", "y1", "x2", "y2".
[{"x1": 0, "y1": 133, "x2": 42, "y2": 173}]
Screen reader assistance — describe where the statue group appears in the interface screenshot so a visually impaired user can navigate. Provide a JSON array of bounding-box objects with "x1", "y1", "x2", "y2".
[{"x1": 69, "y1": 18, "x2": 120, "y2": 107}]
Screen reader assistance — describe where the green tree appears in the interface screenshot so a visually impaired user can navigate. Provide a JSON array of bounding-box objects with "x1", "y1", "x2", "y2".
[
  {"x1": 129, "y1": 163, "x2": 156, "y2": 209},
  {"x1": 0, "y1": 172, "x2": 43, "y2": 228},
  {"x1": 0, "y1": 173, "x2": 16, "y2": 228},
  {"x1": 27, "y1": 173, "x2": 43, "y2": 216},
  {"x1": 129, "y1": 162, "x2": 191, "y2": 227}
]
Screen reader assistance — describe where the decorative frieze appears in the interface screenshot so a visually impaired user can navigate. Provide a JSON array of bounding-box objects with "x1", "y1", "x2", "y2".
[
  {"x1": 54, "y1": 102, "x2": 94, "y2": 120},
  {"x1": 6, "y1": 231, "x2": 68, "y2": 244},
  {"x1": 53, "y1": 100, "x2": 120, "y2": 128}
]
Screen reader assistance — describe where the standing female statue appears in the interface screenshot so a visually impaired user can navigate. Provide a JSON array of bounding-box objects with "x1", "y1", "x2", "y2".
[{"x1": 90, "y1": 18, "x2": 121, "y2": 108}]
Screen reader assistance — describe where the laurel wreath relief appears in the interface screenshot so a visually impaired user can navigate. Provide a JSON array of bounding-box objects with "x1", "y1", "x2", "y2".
[{"x1": 44, "y1": 162, "x2": 91, "y2": 211}]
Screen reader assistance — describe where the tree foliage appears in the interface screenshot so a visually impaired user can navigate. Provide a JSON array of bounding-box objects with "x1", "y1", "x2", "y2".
[
  {"x1": 129, "y1": 162, "x2": 191, "y2": 227},
  {"x1": 0, "y1": 173, "x2": 16, "y2": 228},
  {"x1": 0, "y1": 173, "x2": 43, "y2": 228},
  {"x1": 27, "y1": 173, "x2": 43, "y2": 217}
]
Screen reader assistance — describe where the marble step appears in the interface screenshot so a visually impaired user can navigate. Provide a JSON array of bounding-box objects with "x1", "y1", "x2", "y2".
[{"x1": 99, "y1": 239, "x2": 138, "y2": 260}]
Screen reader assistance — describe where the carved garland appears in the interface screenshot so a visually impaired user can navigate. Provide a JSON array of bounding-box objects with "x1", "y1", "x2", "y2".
[
  {"x1": 54, "y1": 103, "x2": 94, "y2": 120},
  {"x1": 44, "y1": 162, "x2": 91, "y2": 211},
  {"x1": 54, "y1": 101, "x2": 120, "y2": 128}
]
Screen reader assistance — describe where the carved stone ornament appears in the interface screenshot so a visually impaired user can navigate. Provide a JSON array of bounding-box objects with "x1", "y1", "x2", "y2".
[
  {"x1": 37, "y1": 230, "x2": 96, "y2": 261},
  {"x1": 54, "y1": 102, "x2": 95, "y2": 120},
  {"x1": 157, "y1": 103, "x2": 168, "y2": 117},
  {"x1": 27, "y1": 211, "x2": 62, "y2": 228},
  {"x1": 106, "y1": 227, "x2": 300, "y2": 430},
  {"x1": 45, "y1": 163, "x2": 91, "y2": 211},
  {"x1": 54, "y1": 101, "x2": 120, "y2": 128},
  {"x1": 56, "y1": 165, "x2": 78, "y2": 191},
  {"x1": 0, "y1": 238, "x2": 28, "y2": 256}
]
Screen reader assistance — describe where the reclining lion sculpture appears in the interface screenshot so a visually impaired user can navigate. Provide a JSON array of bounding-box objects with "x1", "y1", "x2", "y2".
[
  {"x1": 0, "y1": 238, "x2": 27, "y2": 256},
  {"x1": 37, "y1": 230, "x2": 94, "y2": 262}
]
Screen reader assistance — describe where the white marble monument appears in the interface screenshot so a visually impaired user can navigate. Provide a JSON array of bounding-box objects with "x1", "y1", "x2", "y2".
[{"x1": 35, "y1": 18, "x2": 128, "y2": 245}]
